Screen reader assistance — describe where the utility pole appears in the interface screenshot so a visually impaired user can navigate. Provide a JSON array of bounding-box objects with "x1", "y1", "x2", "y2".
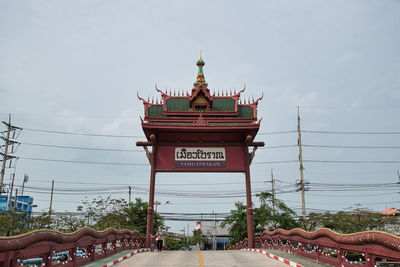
[
  {"x1": 1, "y1": 114, "x2": 21, "y2": 193},
  {"x1": 297, "y1": 106, "x2": 306, "y2": 218},
  {"x1": 397, "y1": 170, "x2": 400, "y2": 184},
  {"x1": 0, "y1": 114, "x2": 11, "y2": 192},
  {"x1": 271, "y1": 169, "x2": 275, "y2": 217},
  {"x1": 213, "y1": 211, "x2": 216, "y2": 250},
  {"x1": 7, "y1": 173, "x2": 15, "y2": 211},
  {"x1": 48, "y1": 180, "x2": 55, "y2": 227},
  {"x1": 13, "y1": 188, "x2": 18, "y2": 210},
  {"x1": 187, "y1": 222, "x2": 189, "y2": 246},
  {"x1": 128, "y1": 186, "x2": 132, "y2": 204},
  {"x1": 22, "y1": 174, "x2": 29, "y2": 196}
]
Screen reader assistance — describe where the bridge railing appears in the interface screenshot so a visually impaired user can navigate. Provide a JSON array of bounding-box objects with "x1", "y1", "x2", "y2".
[
  {"x1": 230, "y1": 228, "x2": 400, "y2": 267},
  {"x1": 0, "y1": 228, "x2": 146, "y2": 267}
]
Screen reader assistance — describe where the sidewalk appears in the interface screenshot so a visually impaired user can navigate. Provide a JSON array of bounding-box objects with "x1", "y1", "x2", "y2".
[
  {"x1": 264, "y1": 249, "x2": 330, "y2": 267},
  {"x1": 81, "y1": 250, "x2": 137, "y2": 267}
]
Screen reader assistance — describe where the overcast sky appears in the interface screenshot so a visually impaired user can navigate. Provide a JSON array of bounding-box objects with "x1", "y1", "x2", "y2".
[{"x1": 0, "y1": 0, "x2": 399, "y2": 233}]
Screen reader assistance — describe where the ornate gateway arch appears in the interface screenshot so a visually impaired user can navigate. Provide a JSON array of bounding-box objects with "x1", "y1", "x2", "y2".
[{"x1": 137, "y1": 55, "x2": 264, "y2": 248}]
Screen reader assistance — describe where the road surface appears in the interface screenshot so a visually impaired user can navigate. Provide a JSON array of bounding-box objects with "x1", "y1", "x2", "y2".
[{"x1": 115, "y1": 250, "x2": 288, "y2": 267}]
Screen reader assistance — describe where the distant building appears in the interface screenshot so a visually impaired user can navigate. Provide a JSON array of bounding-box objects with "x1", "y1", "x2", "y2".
[
  {"x1": 164, "y1": 231, "x2": 185, "y2": 241},
  {"x1": 381, "y1": 208, "x2": 400, "y2": 216},
  {"x1": 0, "y1": 195, "x2": 34, "y2": 217},
  {"x1": 199, "y1": 221, "x2": 229, "y2": 250}
]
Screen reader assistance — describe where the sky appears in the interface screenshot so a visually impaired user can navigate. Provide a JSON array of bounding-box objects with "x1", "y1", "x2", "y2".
[{"x1": 0, "y1": 0, "x2": 399, "y2": 234}]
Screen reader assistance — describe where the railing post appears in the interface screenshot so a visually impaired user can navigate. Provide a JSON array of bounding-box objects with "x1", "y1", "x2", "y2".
[
  {"x1": 316, "y1": 242, "x2": 321, "y2": 262},
  {"x1": 102, "y1": 241, "x2": 108, "y2": 256},
  {"x1": 89, "y1": 241, "x2": 95, "y2": 262},
  {"x1": 112, "y1": 240, "x2": 117, "y2": 253},
  {"x1": 10, "y1": 251, "x2": 18, "y2": 267},
  {"x1": 44, "y1": 245, "x2": 54, "y2": 267},
  {"x1": 337, "y1": 246, "x2": 344, "y2": 266},
  {"x1": 70, "y1": 244, "x2": 77, "y2": 267},
  {"x1": 364, "y1": 249, "x2": 374, "y2": 267}
]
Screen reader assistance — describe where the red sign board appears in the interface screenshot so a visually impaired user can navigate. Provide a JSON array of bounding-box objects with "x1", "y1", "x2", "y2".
[{"x1": 156, "y1": 146, "x2": 245, "y2": 172}]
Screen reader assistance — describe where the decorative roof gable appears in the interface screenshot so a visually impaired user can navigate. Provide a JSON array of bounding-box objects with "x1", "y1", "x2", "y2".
[{"x1": 137, "y1": 55, "x2": 263, "y2": 127}]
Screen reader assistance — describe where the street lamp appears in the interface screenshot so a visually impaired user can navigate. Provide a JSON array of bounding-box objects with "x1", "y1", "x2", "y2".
[
  {"x1": 154, "y1": 201, "x2": 161, "y2": 212},
  {"x1": 154, "y1": 200, "x2": 171, "y2": 212}
]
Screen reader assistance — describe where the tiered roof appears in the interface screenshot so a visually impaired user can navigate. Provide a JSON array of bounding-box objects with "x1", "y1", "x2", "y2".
[{"x1": 138, "y1": 56, "x2": 262, "y2": 136}]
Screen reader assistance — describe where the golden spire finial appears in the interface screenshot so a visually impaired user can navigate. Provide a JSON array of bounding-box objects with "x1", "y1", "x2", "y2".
[{"x1": 194, "y1": 52, "x2": 207, "y2": 89}]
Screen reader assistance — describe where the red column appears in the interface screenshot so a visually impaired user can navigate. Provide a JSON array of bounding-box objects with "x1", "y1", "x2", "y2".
[
  {"x1": 145, "y1": 136, "x2": 157, "y2": 248},
  {"x1": 244, "y1": 141, "x2": 255, "y2": 248}
]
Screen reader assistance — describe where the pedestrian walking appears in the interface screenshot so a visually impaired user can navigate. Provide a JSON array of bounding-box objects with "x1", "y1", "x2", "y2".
[{"x1": 156, "y1": 226, "x2": 164, "y2": 252}]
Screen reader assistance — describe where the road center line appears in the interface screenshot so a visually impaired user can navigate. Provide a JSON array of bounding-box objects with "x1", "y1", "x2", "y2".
[{"x1": 198, "y1": 250, "x2": 204, "y2": 267}]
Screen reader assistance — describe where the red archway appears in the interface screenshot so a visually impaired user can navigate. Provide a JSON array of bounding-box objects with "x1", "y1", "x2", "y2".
[{"x1": 137, "y1": 56, "x2": 264, "y2": 248}]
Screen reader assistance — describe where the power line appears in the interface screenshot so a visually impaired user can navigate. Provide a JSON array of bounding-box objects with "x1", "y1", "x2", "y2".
[
  {"x1": 22, "y1": 179, "x2": 272, "y2": 186},
  {"x1": 302, "y1": 130, "x2": 400, "y2": 135},
  {"x1": 21, "y1": 142, "x2": 143, "y2": 152},
  {"x1": 304, "y1": 160, "x2": 400, "y2": 164},
  {"x1": 259, "y1": 145, "x2": 297, "y2": 149},
  {"x1": 258, "y1": 130, "x2": 297, "y2": 135},
  {"x1": 19, "y1": 157, "x2": 149, "y2": 166},
  {"x1": 253, "y1": 160, "x2": 298, "y2": 164},
  {"x1": 22, "y1": 127, "x2": 144, "y2": 138},
  {"x1": 307, "y1": 192, "x2": 399, "y2": 197},
  {"x1": 303, "y1": 144, "x2": 400, "y2": 149},
  {"x1": 254, "y1": 159, "x2": 400, "y2": 164}
]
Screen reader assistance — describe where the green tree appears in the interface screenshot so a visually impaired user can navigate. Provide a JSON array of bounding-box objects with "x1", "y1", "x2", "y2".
[
  {"x1": 221, "y1": 201, "x2": 248, "y2": 244},
  {"x1": 192, "y1": 229, "x2": 208, "y2": 247},
  {"x1": 123, "y1": 197, "x2": 164, "y2": 235},
  {"x1": 76, "y1": 196, "x2": 164, "y2": 235},
  {"x1": 256, "y1": 192, "x2": 298, "y2": 231},
  {"x1": 53, "y1": 213, "x2": 86, "y2": 232},
  {"x1": 222, "y1": 193, "x2": 298, "y2": 244},
  {"x1": 29, "y1": 211, "x2": 51, "y2": 230},
  {"x1": 300, "y1": 207, "x2": 399, "y2": 234},
  {"x1": 0, "y1": 211, "x2": 29, "y2": 236},
  {"x1": 164, "y1": 236, "x2": 187, "y2": 250}
]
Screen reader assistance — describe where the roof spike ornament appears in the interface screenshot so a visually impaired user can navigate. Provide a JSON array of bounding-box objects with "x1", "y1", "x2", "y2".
[
  {"x1": 230, "y1": 88, "x2": 232, "y2": 96},
  {"x1": 193, "y1": 52, "x2": 208, "y2": 89}
]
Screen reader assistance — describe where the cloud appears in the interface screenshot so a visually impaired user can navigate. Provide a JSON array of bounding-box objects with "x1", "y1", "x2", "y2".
[
  {"x1": 274, "y1": 84, "x2": 318, "y2": 107},
  {"x1": 101, "y1": 108, "x2": 142, "y2": 136},
  {"x1": 338, "y1": 51, "x2": 360, "y2": 64}
]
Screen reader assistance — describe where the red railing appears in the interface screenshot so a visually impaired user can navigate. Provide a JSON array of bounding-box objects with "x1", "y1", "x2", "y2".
[
  {"x1": 0, "y1": 228, "x2": 146, "y2": 267},
  {"x1": 229, "y1": 228, "x2": 400, "y2": 267}
]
